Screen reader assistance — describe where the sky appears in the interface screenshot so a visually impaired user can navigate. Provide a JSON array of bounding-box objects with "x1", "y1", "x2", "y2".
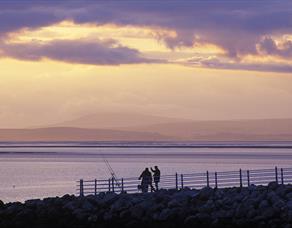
[{"x1": 0, "y1": 1, "x2": 292, "y2": 128}]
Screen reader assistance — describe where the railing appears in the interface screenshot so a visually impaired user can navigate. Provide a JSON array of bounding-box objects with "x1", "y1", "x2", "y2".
[{"x1": 77, "y1": 166, "x2": 292, "y2": 196}]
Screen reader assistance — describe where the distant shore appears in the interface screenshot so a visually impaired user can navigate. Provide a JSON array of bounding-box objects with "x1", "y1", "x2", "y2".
[{"x1": 1, "y1": 183, "x2": 292, "y2": 228}]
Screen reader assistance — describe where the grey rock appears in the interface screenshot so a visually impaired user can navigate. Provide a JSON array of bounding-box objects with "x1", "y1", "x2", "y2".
[
  {"x1": 212, "y1": 209, "x2": 233, "y2": 219},
  {"x1": 63, "y1": 201, "x2": 76, "y2": 211},
  {"x1": 261, "y1": 207, "x2": 275, "y2": 218},
  {"x1": 87, "y1": 214, "x2": 98, "y2": 222},
  {"x1": 184, "y1": 215, "x2": 197, "y2": 226},
  {"x1": 198, "y1": 200, "x2": 215, "y2": 213},
  {"x1": 268, "y1": 182, "x2": 279, "y2": 191},
  {"x1": 111, "y1": 198, "x2": 132, "y2": 212},
  {"x1": 195, "y1": 212, "x2": 211, "y2": 223},
  {"x1": 272, "y1": 199, "x2": 286, "y2": 210},
  {"x1": 267, "y1": 191, "x2": 280, "y2": 204},
  {"x1": 130, "y1": 205, "x2": 144, "y2": 219},
  {"x1": 287, "y1": 200, "x2": 292, "y2": 210},
  {"x1": 168, "y1": 198, "x2": 182, "y2": 208},
  {"x1": 73, "y1": 208, "x2": 89, "y2": 221},
  {"x1": 81, "y1": 200, "x2": 94, "y2": 211},
  {"x1": 286, "y1": 192, "x2": 292, "y2": 199},
  {"x1": 197, "y1": 187, "x2": 213, "y2": 201},
  {"x1": 246, "y1": 208, "x2": 257, "y2": 219},
  {"x1": 158, "y1": 208, "x2": 172, "y2": 221},
  {"x1": 258, "y1": 200, "x2": 269, "y2": 209},
  {"x1": 235, "y1": 204, "x2": 249, "y2": 218}
]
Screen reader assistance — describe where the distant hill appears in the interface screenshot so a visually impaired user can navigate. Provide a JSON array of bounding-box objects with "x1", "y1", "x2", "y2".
[
  {"x1": 0, "y1": 127, "x2": 170, "y2": 141},
  {"x1": 121, "y1": 118, "x2": 292, "y2": 141},
  {"x1": 47, "y1": 112, "x2": 190, "y2": 129},
  {"x1": 2, "y1": 118, "x2": 292, "y2": 141}
]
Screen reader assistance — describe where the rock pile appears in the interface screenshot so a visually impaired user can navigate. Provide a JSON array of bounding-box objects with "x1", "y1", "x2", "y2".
[{"x1": 1, "y1": 182, "x2": 292, "y2": 227}]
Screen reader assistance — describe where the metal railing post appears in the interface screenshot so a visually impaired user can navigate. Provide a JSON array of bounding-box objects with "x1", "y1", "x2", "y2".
[
  {"x1": 247, "y1": 170, "x2": 250, "y2": 187},
  {"x1": 121, "y1": 178, "x2": 124, "y2": 192},
  {"x1": 94, "y1": 179, "x2": 97, "y2": 195},
  {"x1": 215, "y1": 172, "x2": 218, "y2": 188},
  {"x1": 175, "y1": 173, "x2": 178, "y2": 190},
  {"x1": 281, "y1": 168, "x2": 284, "y2": 185},
  {"x1": 80, "y1": 179, "x2": 84, "y2": 196},
  {"x1": 112, "y1": 177, "x2": 115, "y2": 193},
  {"x1": 108, "y1": 178, "x2": 111, "y2": 192},
  {"x1": 275, "y1": 166, "x2": 278, "y2": 184},
  {"x1": 206, "y1": 171, "x2": 209, "y2": 187},
  {"x1": 181, "y1": 174, "x2": 184, "y2": 189},
  {"x1": 239, "y1": 169, "x2": 242, "y2": 188}
]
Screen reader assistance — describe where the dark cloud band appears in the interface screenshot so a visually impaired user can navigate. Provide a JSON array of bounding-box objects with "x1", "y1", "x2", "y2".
[{"x1": 0, "y1": 39, "x2": 162, "y2": 65}]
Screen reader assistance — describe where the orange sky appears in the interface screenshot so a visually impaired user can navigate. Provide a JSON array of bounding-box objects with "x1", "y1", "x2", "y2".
[{"x1": 0, "y1": 3, "x2": 291, "y2": 128}]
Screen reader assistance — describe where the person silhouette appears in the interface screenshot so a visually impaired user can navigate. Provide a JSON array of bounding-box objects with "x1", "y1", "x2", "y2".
[
  {"x1": 139, "y1": 168, "x2": 152, "y2": 193},
  {"x1": 151, "y1": 166, "x2": 160, "y2": 191}
]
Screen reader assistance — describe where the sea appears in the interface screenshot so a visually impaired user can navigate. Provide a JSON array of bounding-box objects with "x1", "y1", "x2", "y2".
[{"x1": 1, "y1": 141, "x2": 292, "y2": 203}]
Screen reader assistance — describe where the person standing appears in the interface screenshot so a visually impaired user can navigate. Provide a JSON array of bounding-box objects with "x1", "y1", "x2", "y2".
[
  {"x1": 151, "y1": 166, "x2": 160, "y2": 191},
  {"x1": 139, "y1": 168, "x2": 152, "y2": 193}
]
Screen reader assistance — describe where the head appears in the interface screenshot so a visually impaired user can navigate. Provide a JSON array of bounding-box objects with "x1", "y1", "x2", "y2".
[
  {"x1": 145, "y1": 168, "x2": 149, "y2": 171},
  {"x1": 155, "y1": 166, "x2": 158, "y2": 169}
]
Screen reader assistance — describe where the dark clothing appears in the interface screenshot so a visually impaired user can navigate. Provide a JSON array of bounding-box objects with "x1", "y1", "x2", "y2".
[
  {"x1": 151, "y1": 168, "x2": 160, "y2": 183},
  {"x1": 151, "y1": 167, "x2": 161, "y2": 191},
  {"x1": 139, "y1": 169, "x2": 152, "y2": 193}
]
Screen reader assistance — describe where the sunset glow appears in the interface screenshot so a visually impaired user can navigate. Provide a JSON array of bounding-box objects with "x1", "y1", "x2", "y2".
[{"x1": 0, "y1": 1, "x2": 291, "y2": 128}]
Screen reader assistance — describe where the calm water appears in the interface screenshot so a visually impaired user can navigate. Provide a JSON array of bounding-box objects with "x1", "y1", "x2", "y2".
[{"x1": 1, "y1": 141, "x2": 292, "y2": 203}]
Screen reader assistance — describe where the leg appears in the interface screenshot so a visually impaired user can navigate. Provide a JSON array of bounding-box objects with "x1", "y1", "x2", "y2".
[{"x1": 155, "y1": 182, "x2": 159, "y2": 191}]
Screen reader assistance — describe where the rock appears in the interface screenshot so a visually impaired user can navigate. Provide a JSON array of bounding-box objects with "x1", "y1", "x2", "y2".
[
  {"x1": 261, "y1": 207, "x2": 276, "y2": 218},
  {"x1": 195, "y1": 212, "x2": 211, "y2": 224},
  {"x1": 212, "y1": 209, "x2": 233, "y2": 219},
  {"x1": 235, "y1": 204, "x2": 249, "y2": 218},
  {"x1": 198, "y1": 200, "x2": 215, "y2": 213},
  {"x1": 167, "y1": 198, "x2": 180, "y2": 208},
  {"x1": 158, "y1": 208, "x2": 172, "y2": 221},
  {"x1": 1, "y1": 184, "x2": 292, "y2": 227},
  {"x1": 197, "y1": 187, "x2": 213, "y2": 201},
  {"x1": 100, "y1": 192, "x2": 118, "y2": 205},
  {"x1": 268, "y1": 182, "x2": 279, "y2": 191},
  {"x1": 130, "y1": 205, "x2": 144, "y2": 219},
  {"x1": 119, "y1": 209, "x2": 131, "y2": 219},
  {"x1": 246, "y1": 208, "x2": 257, "y2": 219},
  {"x1": 258, "y1": 200, "x2": 269, "y2": 210},
  {"x1": 184, "y1": 215, "x2": 197, "y2": 226},
  {"x1": 267, "y1": 191, "x2": 280, "y2": 204},
  {"x1": 286, "y1": 192, "x2": 292, "y2": 199},
  {"x1": 272, "y1": 199, "x2": 286, "y2": 211},
  {"x1": 63, "y1": 201, "x2": 76, "y2": 211},
  {"x1": 287, "y1": 200, "x2": 292, "y2": 210},
  {"x1": 81, "y1": 200, "x2": 94, "y2": 212}
]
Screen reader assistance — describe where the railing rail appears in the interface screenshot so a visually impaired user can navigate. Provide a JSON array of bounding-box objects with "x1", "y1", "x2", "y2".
[{"x1": 77, "y1": 166, "x2": 292, "y2": 196}]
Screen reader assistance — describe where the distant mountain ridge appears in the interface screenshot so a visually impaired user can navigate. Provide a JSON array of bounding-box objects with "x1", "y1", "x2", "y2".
[
  {"x1": 0, "y1": 127, "x2": 170, "y2": 141},
  {"x1": 47, "y1": 112, "x2": 191, "y2": 129},
  {"x1": 121, "y1": 118, "x2": 292, "y2": 140},
  {"x1": 1, "y1": 113, "x2": 292, "y2": 141}
]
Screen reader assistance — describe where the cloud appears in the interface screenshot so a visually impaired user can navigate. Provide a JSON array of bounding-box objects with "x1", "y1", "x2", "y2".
[
  {"x1": 0, "y1": 39, "x2": 162, "y2": 65},
  {"x1": 257, "y1": 37, "x2": 292, "y2": 58},
  {"x1": 0, "y1": 1, "x2": 292, "y2": 71},
  {"x1": 183, "y1": 56, "x2": 292, "y2": 73}
]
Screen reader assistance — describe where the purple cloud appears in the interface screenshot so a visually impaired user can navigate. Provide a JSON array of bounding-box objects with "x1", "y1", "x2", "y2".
[
  {"x1": 0, "y1": 39, "x2": 162, "y2": 65},
  {"x1": 0, "y1": 1, "x2": 291, "y2": 71},
  {"x1": 185, "y1": 56, "x2": 292, "y2": 73},
  {"x1": 258, "y1": 37, "x2": 292, "y2": 58}
]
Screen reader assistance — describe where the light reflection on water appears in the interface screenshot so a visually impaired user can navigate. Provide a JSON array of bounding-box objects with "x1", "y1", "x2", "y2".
[{"x1": 1, "y1": 142, "x2": 292, "y2": 203}]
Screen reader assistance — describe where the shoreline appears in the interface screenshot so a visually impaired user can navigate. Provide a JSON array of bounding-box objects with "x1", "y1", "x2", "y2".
[{"x1": 1, "y1": 183, "x2": 292, "y2": 227}]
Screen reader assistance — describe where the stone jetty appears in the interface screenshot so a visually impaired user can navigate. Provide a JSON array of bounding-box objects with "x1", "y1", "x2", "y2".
[{"x1": 1, "y1": 182, "x2": 292, "y2": 227}]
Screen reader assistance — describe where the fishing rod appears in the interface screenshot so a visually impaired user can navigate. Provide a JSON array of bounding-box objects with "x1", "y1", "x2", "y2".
[{"x1": 102, "y1": 155, "x2": 121, "y2": 188}]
